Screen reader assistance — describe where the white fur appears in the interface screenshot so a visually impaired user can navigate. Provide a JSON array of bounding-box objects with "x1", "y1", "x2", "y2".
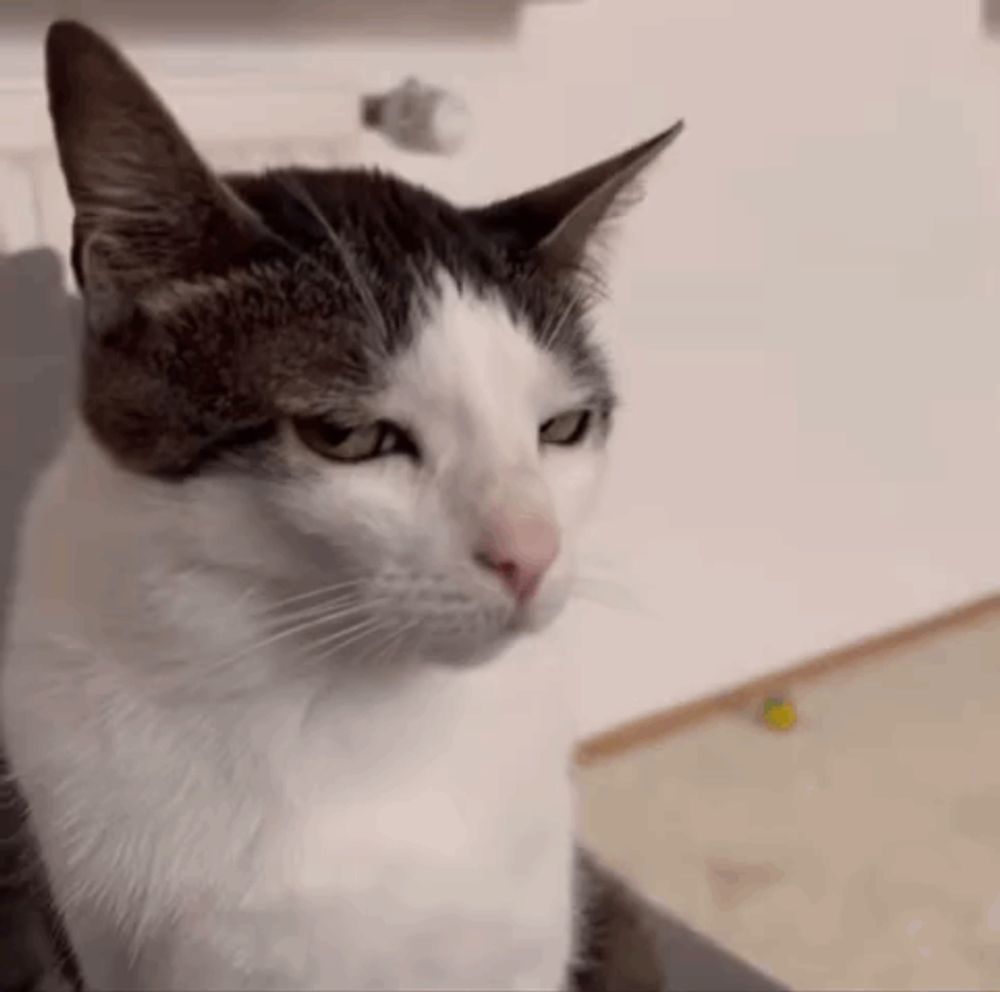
[{"x1": 1, "y1": 279, "x2": 608, "y2": 990}]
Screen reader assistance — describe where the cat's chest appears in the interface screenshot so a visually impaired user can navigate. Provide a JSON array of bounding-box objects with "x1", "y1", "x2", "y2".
[
  {"x1": 276, "y1": 762, "x2": 574, "y2": 898},
  {"x1": 254, "y1": 780, "x2": 575, "y2": 989},
  {"x1": 257, "y1": 684, "x2": 575, "y2": 909},
  {"x1": 226, "y1": 651, "x2": 577, "y2": 988}
]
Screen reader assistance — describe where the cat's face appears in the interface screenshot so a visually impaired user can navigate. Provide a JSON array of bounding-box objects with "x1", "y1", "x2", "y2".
[
  {"x1": 46, "y1": 21, "x2": 682, "y2": 665},
  {"x1": 185, "y1": 274, "x2": 611, "y2": 664}
]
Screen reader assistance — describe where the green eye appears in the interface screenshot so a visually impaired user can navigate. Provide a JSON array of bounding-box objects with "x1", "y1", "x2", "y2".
[
  {"x1": 293, "y1": 418, "x2": 418, "y2": 463},
  {"x1": 539, "y1": 409, "x2": 592, "y2": 447}
]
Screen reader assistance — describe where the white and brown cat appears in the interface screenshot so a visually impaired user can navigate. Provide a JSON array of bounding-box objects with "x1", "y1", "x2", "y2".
[{"x1": 0, "y1": 21, "x2": 682, "y2": 992}]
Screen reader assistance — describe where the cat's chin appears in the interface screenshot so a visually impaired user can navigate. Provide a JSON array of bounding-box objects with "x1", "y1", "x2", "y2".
[
  {"x1": 409, "y1": 599, "x2": 567, "y2": 669},
  {"x1": 422, "y1": 637, "x2": 514, "y2": 669}
]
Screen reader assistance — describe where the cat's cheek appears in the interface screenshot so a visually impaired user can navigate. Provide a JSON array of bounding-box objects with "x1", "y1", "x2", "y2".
[{"x1": 277, "y1": 462, "x2": 418, "y2": 552}]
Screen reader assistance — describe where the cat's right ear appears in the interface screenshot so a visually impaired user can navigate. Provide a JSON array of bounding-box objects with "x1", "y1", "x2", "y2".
[
  {"x1": 470, "y1": 122, "x2": 684, "y2": 276},
  {"x1": 46, "y1": 21, "x2": 265, "y2": 297}
]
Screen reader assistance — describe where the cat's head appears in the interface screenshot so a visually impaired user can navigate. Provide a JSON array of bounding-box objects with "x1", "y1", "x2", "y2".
[{"x1": 46, "y1": 21, "x2": 682, "y2": 666}]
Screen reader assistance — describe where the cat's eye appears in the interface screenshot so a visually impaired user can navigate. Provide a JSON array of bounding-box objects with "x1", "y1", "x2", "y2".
[
  {"x1": 293, "y1": 417, "x2": 418, "y2": 463},
  {"x1": 539, "y1": 409, "x2": 592, "y2": 447}
]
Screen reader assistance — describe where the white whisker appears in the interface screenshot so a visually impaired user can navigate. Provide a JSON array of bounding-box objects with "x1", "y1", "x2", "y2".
[
  {"x1": 216, "y1": 603, "x2": 370, "y2": 670},
  {"x1": 265, "y1": 578, "x2": 367, "y2": 613},
  {"x1": 543, "y1": 296, "x2": 576, "y2": 350},
  {"x1": 572, "y1": 576, "x2": 651, "y2": 616},
  {"x1": 350, "y1": 616, "x2": 414, "y2": 672},
  {"x1": 302, "y1": 616, "x2": 383, "y2": 662},
  {"x1": 262, "y1": 592, "x2": 364, "y2": 629}
]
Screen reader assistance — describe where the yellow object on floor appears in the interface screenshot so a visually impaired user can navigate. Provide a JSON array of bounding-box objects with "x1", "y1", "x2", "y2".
[{"x1": 761, "y1": 696, "x2": 797, "y2": 731}]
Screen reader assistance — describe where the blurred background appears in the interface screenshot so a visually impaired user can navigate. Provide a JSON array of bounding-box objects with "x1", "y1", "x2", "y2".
[{"x1": 3, "y1": 2, "x2": 1000, "y2": 988}]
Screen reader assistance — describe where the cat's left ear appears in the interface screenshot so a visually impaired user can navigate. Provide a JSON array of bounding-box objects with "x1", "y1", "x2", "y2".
[
  {"x1": 470, "y1": 121, "x2": 683, "y2": 271},
  {"x1": 45, "y1": 20, "x2": 267, "y2": 298}
]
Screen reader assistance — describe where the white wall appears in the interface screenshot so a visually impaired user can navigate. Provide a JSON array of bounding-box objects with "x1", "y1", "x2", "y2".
[
  {"x1": 520, "y1": 0, "x2": 1000, "y2": 735},
  {"x1": 3, "y1": 0, "x2": 1000, "y2": 737}
]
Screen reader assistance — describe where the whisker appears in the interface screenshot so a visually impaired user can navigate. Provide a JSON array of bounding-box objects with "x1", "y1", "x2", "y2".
[
  {"x1": 571, "y1": 580, "x2": 652, "y2": 617},
  {"x1": 349, "y1": 616, "x2": 412, "y2": 672},
  {"x1": 261, "y1": 592, "x2": 364, "y2": 628},
  {"x1": 215, "y1": 603, "x2": 370, "y2": 670},
  {"x1": 265, "y1": 578, "x2": 367, "y2": 613},
  {"x1": 543, "y1": 295, "x2": 577, "y2": 351},
  {"x1": 302, "y1": 616, "x2": 383, "y2": 661},
  {"x1": 574, "y1": 572, "x2": 632, "y2": 596}
]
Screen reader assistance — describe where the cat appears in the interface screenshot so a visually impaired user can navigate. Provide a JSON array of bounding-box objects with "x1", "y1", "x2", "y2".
[{"x1": 0, "y1": 20, "x2": 682, "y2": 992}]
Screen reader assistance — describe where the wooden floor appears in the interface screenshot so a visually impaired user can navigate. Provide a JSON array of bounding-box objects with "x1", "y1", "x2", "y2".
[
  {"x1": 576, "y1": 593, "x2": 1000, "y2": 765},
  {"x1": 578, "y1": 594, "x2": 1000, "y2": 990}
]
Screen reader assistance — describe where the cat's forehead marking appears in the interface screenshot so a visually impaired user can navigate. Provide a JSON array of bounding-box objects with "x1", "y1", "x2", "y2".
[{"x1": 386, "y1": 276, "x2": 573, "y2": 429}]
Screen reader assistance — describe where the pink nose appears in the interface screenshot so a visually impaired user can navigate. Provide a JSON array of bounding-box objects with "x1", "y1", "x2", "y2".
[{"x1": 475, "y1": 510, "x2": 560, "y2": 603}]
